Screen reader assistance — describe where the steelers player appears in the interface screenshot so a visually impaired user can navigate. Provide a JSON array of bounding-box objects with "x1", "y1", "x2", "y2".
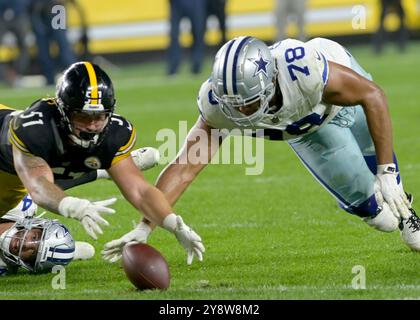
[{"x1": 0, "y1": 62, "x2": 204, "y2": 265}]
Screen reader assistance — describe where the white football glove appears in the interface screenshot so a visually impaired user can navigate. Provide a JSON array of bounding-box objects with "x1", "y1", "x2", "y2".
[
  {"x1": 131, "y1": 147, "x2": 160, "y2": 171},
  {"x1": 162, "y1": 213, "x2": 205, "y2": 265},
  {"x1": 376, "y1": 164, "x2": 410, "y2": 219},
  {"x1": 101, "y1": 221, "x2": 152, "y2": 263},
  {"x1": 58, "y1": 197, "x2": 116, "y2": 240}
]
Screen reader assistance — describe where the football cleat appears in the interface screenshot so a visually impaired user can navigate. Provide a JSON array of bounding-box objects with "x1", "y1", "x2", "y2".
[
  {"x1": 399, "y1": 208, "x2": 420, "y2": 251},
  {"x1": 406, "y1": 192, "x2": 413, "y2": 208},
  {"x1": 363, "y1": 202, "x2": 399, "y2": 232},
  {"x1": 74, "y1": 241, "x2": 95, "y2": 260}
]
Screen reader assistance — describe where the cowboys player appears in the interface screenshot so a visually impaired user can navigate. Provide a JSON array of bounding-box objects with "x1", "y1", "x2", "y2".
[
  {"x1": 0, "y1": 61, "x2": 204, "y2": 265},
  {"x1": 1, "y1": 194, "x2": 78, "y2": 275},
  {"x1": 102, "y1": 36, "x2": 419, "y2": 262},
  {"x1": 0, "y1": 214, "x2": 75, "y2": 276}
]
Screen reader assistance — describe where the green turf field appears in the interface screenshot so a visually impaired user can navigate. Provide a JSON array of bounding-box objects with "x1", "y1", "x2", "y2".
[{"x1": 0, "y1": 42, "x2": 419, "y2": 300}]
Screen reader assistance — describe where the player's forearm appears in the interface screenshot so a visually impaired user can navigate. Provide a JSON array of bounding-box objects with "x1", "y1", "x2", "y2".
[
  {"x1": 156, "y1": 162, "x2": 204, "y2": 206},
  {"x1": 142, "y1": 117, "x2": 220, "y2": 228},
  {"x1": 13, "y1": 148, "x2": 66, "y2": 212},
  {"x1": 140, "y1": 163, "x2": 203, "y2": 230},
  {"x1": 128, "y1": 185, "x2": 173, "y2": 226},
  {"x1": 27, "y1": 176, "x2": 66, "y2": 213},
  {"x1": 362, "y1": 87, "x2": 394, "y2": 165}
]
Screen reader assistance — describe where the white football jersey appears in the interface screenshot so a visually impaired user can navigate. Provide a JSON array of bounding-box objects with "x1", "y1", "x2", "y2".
[{"x1": 198, "y1": 37, "x2": 353, "y2": 140}]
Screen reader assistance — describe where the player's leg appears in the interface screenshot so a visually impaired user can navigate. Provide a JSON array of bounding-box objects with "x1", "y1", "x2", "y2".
[
  {"x1": 167, "y1": 0, "x2": 184, "y2": 75},
  {"x1": 0, "y1": 170, "x2": 27, "y2": 217},
  {"x1": 288, "y1": 121, "x2": 399, "y2": 232}
]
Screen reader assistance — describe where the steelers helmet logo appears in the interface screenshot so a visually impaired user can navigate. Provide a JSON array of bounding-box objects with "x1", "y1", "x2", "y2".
[{"x1": 84, "y1": 156, "x2": 101, "y2": 169}]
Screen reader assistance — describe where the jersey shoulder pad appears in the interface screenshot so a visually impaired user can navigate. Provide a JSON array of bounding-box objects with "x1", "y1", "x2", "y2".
[
  {"x1": 107, "y1": 114, "x2": 137, "y2": 165},
  {"x1": 9, "y1": 99, "x2": 58, "y2": 159},
  {"x1": 273, "y1": 39, "x2": 329, "y2": 106},
  {"x1": 306, "y1": 37, "x2": 351, "y2": 67}
]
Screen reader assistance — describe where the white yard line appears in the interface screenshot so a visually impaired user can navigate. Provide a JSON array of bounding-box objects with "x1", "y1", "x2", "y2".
[{"x1": 1, "y1": 284, "x2": 419, "y2": 297}]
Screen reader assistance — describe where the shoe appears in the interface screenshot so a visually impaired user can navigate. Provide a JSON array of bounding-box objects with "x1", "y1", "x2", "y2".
[
  {"x1": 131, "y1": 147, "x2": 160, "y2": 171},
  {"x1": 399, "y1": 208, "x2": 420, "y2": 251},
  {"x1": 406, "y1": 192, "x2": 413, "y2": 207},
  {"x1": 363, "y1": 202, "x2": 399, "y2": 232},
  {"x1": 74, "y1": 241, "x2": 95, "y2": 260}
]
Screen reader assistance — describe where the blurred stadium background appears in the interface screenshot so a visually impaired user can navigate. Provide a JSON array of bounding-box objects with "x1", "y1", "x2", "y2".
[
  {"x1": 0, "y1": 0, "x2": 420, "y2": 77},
  {"x1": 0, "y1": 0, "x2": 419, "y2": 299}
]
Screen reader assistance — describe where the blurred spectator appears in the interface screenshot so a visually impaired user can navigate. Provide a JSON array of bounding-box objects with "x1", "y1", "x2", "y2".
[
  {"x1": 29, "y1": 0, "x2": 76, "y2": 85},
  {"x1": 67, "y1": 0, "x2": 90, "y2": 60},
  {"x1": 373, "y1": 0, "x2": 408, "y2": 54},
  {"x1": 0, "y1": 0, "x2": 30, "y2": 86},
  {"x1": 207, "y1": 0, "x2": 227, "y2": 46},
  {"x1": 167, "y1": 0, "x2": 207, "y2": 76},
  {"x1": 275, "y1": 0, "x2": 307, "y2": 42}
]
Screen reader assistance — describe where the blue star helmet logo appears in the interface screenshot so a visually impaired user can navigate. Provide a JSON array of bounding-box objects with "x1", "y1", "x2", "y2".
[{"x1": 249, "y1": 49, "x2": 271, "y2": 78}]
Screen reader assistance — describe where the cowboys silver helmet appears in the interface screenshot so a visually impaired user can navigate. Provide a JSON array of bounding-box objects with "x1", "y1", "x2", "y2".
[
  {"x1": 211, "y1": 36, "x2": 278, "y2": 126},
  {"x1": 0, "y1": 217, "x2": 75, "y2": 273}
]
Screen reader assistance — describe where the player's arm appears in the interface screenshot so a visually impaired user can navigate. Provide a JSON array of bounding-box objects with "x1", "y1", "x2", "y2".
[
  {"x1": 105, "y1": 156, "x2": 205, "y2": 265},
  {"x1": 140, "y1": 116, "x2": 224, "y2": 234},
  {"x1": 107, "y1": 157, "x2": 173, "y2": 225},
  {"x1": 156, "y1": 116, "x2": 223, "y2": 206},
  {"x1": 322, "y1": 61, "x2": 409, "y2": 218},
  {"x1": 102, "y1": 117, "x2": 224, "y2": 264},
  {"x1": 12, "y1": 146, "x2": 117, "y2": 239},
  {"x1": 12, "y1": 145, "x2": 66, "y2": 211},
  {"x1": 322, "y1": 61, "x2": 392, "y2": 165}
]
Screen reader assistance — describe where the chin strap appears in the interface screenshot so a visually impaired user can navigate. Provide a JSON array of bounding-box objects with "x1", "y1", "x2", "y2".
[{"x1": 68, "y1": 132, "x2": 99, "y2": 149}]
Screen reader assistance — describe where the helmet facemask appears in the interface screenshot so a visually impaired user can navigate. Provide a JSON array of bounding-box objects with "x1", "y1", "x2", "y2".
[
  {"x1": 56, "y1": 101, "x2": 113, "y2": 150},
  {"x1": 215, "y1": 80, "x2": 277, "y2": 127},
  {"x1": 211, "y1": 36, "x2": 279, "y2": 127},
  {"x1": 0, "y1": 217, "x2": 75, "y2": 273}
]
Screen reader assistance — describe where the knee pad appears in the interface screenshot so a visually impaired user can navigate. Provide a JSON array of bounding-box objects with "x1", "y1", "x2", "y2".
[{"x1": 363, "y1": 202, "x2": 399, "y2": 232}]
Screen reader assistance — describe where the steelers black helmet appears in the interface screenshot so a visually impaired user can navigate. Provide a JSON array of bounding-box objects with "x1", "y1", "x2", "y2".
[{"x1": 56, "y1": 62, "x2": 116, "y2": 149}]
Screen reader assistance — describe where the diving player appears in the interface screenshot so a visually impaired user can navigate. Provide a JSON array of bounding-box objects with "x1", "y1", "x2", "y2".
[
  {"x1": 0, "y1": 61, "x2": 204, "y2": 265},
  {"x1": 103, "y1": 37, "x2": 419, "y2": 262}
]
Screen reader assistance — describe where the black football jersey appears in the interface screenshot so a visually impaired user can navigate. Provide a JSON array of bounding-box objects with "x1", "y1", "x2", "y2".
[
  {"x1": 0, "y1": 104, "x2": 18, "y2": 173},
  {"x1": 1, "y1": 98, "x2": 136, "y2": 183}
]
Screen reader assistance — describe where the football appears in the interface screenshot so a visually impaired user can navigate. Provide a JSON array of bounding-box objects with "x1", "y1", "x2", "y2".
[{"x1": 122, "y1": 243, "x2": 170, "y2": 290}]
